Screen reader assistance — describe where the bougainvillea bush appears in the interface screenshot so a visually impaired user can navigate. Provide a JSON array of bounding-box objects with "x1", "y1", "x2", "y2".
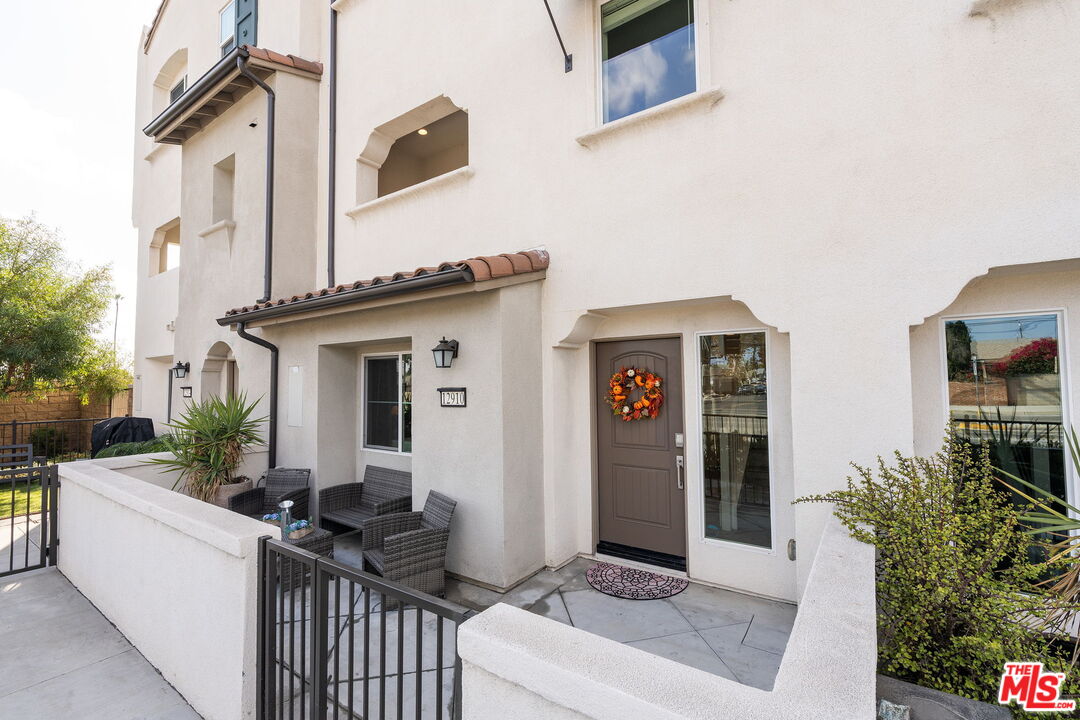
[
  {"x1": 992, "y1": 338, "x2": 1058, "y2": 376},
  {"x1": 797, "y1": 434, "x2": 1078, "y2": 717}
]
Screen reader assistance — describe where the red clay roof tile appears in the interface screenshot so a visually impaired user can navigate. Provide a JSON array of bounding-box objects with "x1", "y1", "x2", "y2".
[{"x1": 224, "y1": 250, "x2": 547, "y2": 317}]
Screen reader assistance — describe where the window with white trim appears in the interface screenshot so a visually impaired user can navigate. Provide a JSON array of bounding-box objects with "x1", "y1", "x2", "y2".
[
  {"x1": 363, "y1": 354, "x2": 412, "y2": 453},
  {"x1": 219, "y1": 1, "x2": 237, "y2": 56},
  {"x1": 169, "y1": 76, "x2": 187, "y2": 104},
  {"x1": 600, "y1": 0, "x2": 697, "y2": 123}
]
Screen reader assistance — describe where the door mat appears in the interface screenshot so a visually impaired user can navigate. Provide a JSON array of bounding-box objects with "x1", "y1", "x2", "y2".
[{"x1": 585, "y1": 562, "x2": 689, "y2": 600}]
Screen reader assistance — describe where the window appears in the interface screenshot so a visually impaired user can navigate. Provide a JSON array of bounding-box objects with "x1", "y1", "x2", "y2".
[
  {"x1": 600, "y1": 0, "x2": 696, "y2": 123},
  {"x1": 219, "y1": 1, "x2": 237, "y2": 56},
  {"x1": 377, "y1": 110, "x2": 468, "y2": 198},
  {"x1": 212, "y1": 155, "x2": 235, "y2": 223},
  {"x1": 169, "y1": 76, "x2": 187, "y2": 104},
  {"x1": 149, "y1": 219, "x2": 181, "y2": 276},
  {"x1": 699, "y1": 331, "x2": 771, "y2": 548},
  {"x1": 364, "y1": 354, "x2": 412, "y2": 453},
  {"x1": 945, "y1": 313, "x2": 1068, "y2": 504}
]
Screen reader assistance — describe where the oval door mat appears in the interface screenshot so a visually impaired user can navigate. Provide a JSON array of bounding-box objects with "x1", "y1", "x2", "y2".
[{"x1": 586, "y1": 562, "x2": 689, "y2": 600}]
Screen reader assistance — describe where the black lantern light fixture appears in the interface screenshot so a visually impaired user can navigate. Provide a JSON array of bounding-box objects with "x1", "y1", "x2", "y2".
[
  {"x1": 172, "y1": 361, "x2": 190, "y2": 379},
  {"x1": 432, "y1": 338, "x2": 459, "y2": 369}
]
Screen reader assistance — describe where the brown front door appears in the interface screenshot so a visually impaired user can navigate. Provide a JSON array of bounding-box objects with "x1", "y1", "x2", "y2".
[{"x1": 596, "y1": 338, "x2": 686, "y2": 563}]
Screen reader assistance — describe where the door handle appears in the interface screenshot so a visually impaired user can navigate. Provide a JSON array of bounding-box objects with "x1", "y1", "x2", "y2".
[{"x1": 675, "y1": 455, "x2": 684, "y2": 490}]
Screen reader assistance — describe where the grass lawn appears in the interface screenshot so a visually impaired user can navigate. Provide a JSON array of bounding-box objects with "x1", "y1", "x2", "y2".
[{"x1": 0, "y1": 481, "x2": 42, "y2": 520}]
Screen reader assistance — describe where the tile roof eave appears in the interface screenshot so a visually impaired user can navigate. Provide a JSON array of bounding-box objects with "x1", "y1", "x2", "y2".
[{"x1": 217, "y1": 249, "x2": 550, "y2": 326}]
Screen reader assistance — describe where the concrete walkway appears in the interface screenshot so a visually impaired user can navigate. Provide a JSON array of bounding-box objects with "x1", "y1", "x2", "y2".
[
  {"x1": 334, "y1": 537, "x2": 797, "y2": 691},
  {"x1": 0, "y1": 568, "x2": 201, "y2": 719}
]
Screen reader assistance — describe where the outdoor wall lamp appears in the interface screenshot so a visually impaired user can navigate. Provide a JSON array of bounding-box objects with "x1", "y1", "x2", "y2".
[
  {"x1": 432, "y1": 338, "x2": 459, "y2": 369},
  {"x1": 171, "y1": 361, "x2": 190, "y2": 380}
]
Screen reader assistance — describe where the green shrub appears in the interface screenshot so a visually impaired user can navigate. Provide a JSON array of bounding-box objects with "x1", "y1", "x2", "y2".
[
  {"x1": 146, "y1": 393, "x2": 265, "y2": 502},
  {"x1": 95, "y1": 435, "x2": 173, "y2": 458},
  {"x1": 797, "y1": 433, "x2": 1077, "y2": 716},
  {"x1": 28, "y1": 427, "x2": 67, "y2": 458}
]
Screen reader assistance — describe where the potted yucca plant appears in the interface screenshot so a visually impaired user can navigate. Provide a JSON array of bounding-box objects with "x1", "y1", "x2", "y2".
[{"x1": 148, "y1": 393, "x2": 266, "y2": 504}]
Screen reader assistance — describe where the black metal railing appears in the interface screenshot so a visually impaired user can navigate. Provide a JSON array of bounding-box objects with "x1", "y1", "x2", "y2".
[
  {"x1": 258, "y1": 537, "x2": 470, "y2": 720},
  {"x1": 1, "y1": 418, "x2": 109, "y2": 462},
  {"x1": 951, "y1": 416, "x2": 1064, "y2": 449},
  {"x1": 1, "y1": 461, "x2": 58, "y2": 577}
]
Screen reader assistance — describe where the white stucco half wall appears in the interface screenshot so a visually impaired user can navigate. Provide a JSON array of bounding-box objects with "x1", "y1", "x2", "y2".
[
  {"x1": 57, "y1": 456, "x2": 279, "y2": 720},
  {"x1": 458, "y1": 515, "x2": 876, "y2": 720}
]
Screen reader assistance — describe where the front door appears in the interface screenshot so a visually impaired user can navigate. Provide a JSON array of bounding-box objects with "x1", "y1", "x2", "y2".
[{"x1": 596, "y1": 338, "x2": 686, "y2": 569}]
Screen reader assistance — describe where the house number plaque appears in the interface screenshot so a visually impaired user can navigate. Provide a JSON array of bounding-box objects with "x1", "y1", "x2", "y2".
[{"x1": 438, "y1": 388, "x2": 467, "y2": 408}]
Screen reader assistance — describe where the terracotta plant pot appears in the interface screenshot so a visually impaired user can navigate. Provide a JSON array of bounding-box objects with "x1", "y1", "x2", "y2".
[{"x1": 212, "y1": 478, "x2": 253, "y2": 508}]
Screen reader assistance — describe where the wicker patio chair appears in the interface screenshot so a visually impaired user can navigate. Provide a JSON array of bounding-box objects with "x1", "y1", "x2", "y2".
[
  {"x1": 318, "y1": 465, "x2": 411, "y2": 533},
  {"x1": 228, "y1": 467, "x2": 311, "y2": 520},
  {"x1": 360, "y1": 490, "x2": 457, "y2": 597}
]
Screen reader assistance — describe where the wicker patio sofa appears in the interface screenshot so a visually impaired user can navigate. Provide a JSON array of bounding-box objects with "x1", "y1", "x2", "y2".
[
  {"x1": 318, "y1": 465, "x2": 412, "y2": 534},
  {"x1": 228, "y1": 467, "x2": 311, "y2": 520},
  {"x1": 360, "y1": 490, "x2": 457, "y2": 597}
]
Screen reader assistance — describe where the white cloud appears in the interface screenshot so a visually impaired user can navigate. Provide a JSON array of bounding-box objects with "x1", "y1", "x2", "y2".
[{"x1": 604, "y1": 43, "x2": 670, "y2": 117}]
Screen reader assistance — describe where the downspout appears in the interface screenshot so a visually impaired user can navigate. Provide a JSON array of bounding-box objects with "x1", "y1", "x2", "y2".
[
  {"x1": 327, "y1": 0, "x2": 338, "y2": 288},
  {"x1": 236, "y1": 54, "x2": 276, "y2": 304},
  {"x1": 236, "y1": 321, "x2": 278, "y2": 468}
]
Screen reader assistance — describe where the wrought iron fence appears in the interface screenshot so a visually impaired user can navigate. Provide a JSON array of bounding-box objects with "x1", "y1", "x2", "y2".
[
  {"x1": 0, "y1": 418, "x2": 109, "y2": 462},
  {"x1": 259, "y1": 537, "x2": 470, "y2": 720},
  {"x1": 1, "y1": 460, "x2": 58, "y2": 577},
  {"x1": 951, "y1": 416, "x2": 1065, "y2": 449}
]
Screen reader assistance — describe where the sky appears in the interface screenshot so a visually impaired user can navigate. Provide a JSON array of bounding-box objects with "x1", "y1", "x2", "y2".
[{"x1": 0, "y1": 0, "x2": 162, "y2": 356}]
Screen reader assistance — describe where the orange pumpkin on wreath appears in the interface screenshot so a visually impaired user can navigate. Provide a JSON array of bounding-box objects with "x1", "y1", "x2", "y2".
[{"x1": 607, "y1": 367, "x2": 664, "y2": 422}]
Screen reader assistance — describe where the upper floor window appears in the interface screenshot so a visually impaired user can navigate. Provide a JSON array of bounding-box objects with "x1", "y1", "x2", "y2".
[
  {"x1": 601, "y1": 0, "x2": 696, "y2": 123},
  {"x1": 169, "y1": 76, "x2": 187, "y2": 104},
  {"x1": 219, "y1": 1, "x2": 237, "y2": 56},
  {"x1": 149, "y1": 219, "x2": 181, "y2": 276},
  {"x1": 377, "y1": 110, "x2": 469, "y2": 198}
]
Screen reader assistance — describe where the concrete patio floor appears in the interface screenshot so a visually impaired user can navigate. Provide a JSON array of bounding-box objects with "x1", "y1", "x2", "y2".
[
  {"x1": 0, "y1": 567, "x2": 201, "y2": 720},
  {"x1": 334, "y1": 536, "x2": 797, "y2": 691},
  {"x1": 0, "y1": 515, "x2": 43, "y2": 575}
]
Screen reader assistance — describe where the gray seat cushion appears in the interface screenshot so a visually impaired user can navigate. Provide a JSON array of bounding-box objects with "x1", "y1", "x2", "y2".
[
  {"x1": 321, "y1": 505, "x2": 376, "y2": 530},
  {"x1": 364, "y1": 548, "x2": 385, "y2": 574}
]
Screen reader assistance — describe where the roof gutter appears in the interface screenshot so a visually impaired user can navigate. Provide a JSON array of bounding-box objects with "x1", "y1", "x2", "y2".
[
  {"x1": 235, "y1": 322, "x2": 278, "y2": 469},
  {"x1": 143, "y1": 46, "x2": 246, "y2": 138},
  {"x1": 217, "y1": 268, "x2": 472, "y2": 326},
  {"x1": 327, "y1": 0, "x2": 338, "y2": 288}
]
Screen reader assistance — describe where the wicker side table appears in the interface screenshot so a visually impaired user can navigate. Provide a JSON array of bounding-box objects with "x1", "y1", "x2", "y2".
[{"x1": 281, "y1": 527, "x2": 334, "y2": 589}]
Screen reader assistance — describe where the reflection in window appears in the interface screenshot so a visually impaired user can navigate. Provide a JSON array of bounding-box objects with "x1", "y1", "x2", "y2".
[
  {"x1": 219, "y1": 1, "x2": 237, "y2": 56},
  {"x1": 364, "y1": 354, "x2": 412, "y2": 453},
  {"x1": 700, "y1": 332, "x2": 771, "y2": 548},
  {"x1": 601, "y1": 0, "x2": 696, "y2": 123},
  {"x1": 946, "y1": 314, "x2": 1067, "y2": 505}
]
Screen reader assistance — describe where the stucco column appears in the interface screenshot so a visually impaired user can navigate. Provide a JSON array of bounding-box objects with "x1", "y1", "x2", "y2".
[{"x1": 787, "y1": 319, "x2": 914, "y2": 595}]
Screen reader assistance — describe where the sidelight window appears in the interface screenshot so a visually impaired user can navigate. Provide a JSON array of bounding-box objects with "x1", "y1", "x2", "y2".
[
  {"x1": 363, "y1": 354, "x2": 412, "y2": 453},
  {"x1": 944, "y1": 313, "x2": 1068, "y2": 504},
  {"x1": 699, "y1": 331, "x2": 771, "y2": 548},
  {"x1": 600, "y1": 0, "x2": 696, "y2": 123}
]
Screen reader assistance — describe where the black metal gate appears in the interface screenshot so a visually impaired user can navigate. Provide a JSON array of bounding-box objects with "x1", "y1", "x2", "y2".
[
  {"x1": 258, "y1": 537, "x2": 469, "y2": 720},
  {"x1": 1, "y1": 447, "x2": 59, "y2": 577}
]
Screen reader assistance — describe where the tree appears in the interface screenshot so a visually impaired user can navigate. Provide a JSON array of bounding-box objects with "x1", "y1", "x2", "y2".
[
  {"x1": 0, "y1": 216, "x2": 130, "y2": 400},
  {"x1": 945, "y1": 320, "x2": 973, "y2": 381}
]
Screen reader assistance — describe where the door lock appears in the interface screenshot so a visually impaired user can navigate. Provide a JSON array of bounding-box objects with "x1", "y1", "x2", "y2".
[{"x1": 675, "y1": 455, "x2": 684, "y2": 490}]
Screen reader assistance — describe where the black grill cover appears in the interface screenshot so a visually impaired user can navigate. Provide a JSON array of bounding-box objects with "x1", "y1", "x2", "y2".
[{"x1": 91, "y1": 417, "x2": 156, "y2": 458}]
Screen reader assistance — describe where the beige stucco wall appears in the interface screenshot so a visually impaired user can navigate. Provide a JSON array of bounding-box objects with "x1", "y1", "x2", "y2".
[
  {"x1": 133, "y1": 0, "x2": 1080, "y2": 599},
  {"x1": 259, "y1": 281, "x2": 545, "y2": 590},
  {"x1": 58, "y1": 457, "x2": 276, "y2": 720}
]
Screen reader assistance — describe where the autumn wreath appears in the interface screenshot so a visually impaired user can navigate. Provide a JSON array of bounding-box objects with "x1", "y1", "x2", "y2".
[{"x1": 607, "y1": 367, "x2": 664, "y2": 422}]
